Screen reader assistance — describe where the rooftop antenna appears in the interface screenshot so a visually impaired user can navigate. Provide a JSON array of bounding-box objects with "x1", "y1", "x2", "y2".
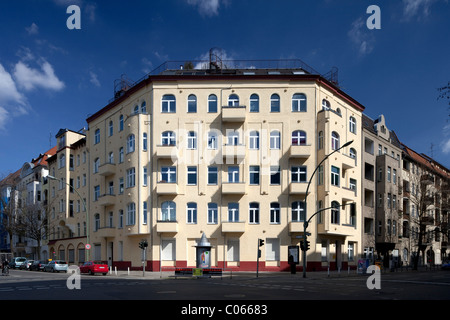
[
  {"x1": 430, "y1": 143, "x2": 434, "y2": 158},
  {"x1": 114, "y1": 74, "x2": 134, "y2": 99},
  {"x1": 209, "y1": 48, "x2": 223, "y2": 71}
]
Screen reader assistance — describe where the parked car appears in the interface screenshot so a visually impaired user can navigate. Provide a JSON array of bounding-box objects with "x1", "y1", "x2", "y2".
[
  {"x1": 9, "y1": 257, "x2": 27, "y2": 269},
  {"x1": 19, "y1": 259, "x2": 34, "y2": 270},
  {"x1": 442, "y1": 261, "x2": 450, "y2": 270},
  {"x1": 44, "y1": 260, "x2": 68, "y2": 273},
  {"x1": 79, "y1": 261, "x2": 109, "y2": 275},
  {"x1": 30, "y1": 260, "x2": 46, "y2": 271}
]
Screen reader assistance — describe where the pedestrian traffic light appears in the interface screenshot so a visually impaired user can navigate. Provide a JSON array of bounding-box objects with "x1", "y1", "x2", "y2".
[
  {"x1": 259, "y1": 239, "x2": 264, "y2": 247},
  {"x1": 305, "y1": 240, "x2": 310, "y2": 251},
  {"x1": 139, "y1": 240, "x2": 148, "y2": 250},
  {"x1": 300, "y1": 241, "x2": 304, "y2": 251}
]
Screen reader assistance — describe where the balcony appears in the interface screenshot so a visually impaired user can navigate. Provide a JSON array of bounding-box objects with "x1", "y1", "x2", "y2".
[
  {"x1": 289, "y1": 144, "x2": 312, "y2": 158},
  {"x1": 156, "y1": 182, "x2": 179, "y2": 195},
  {"x1": 342, "y1": 154, "x2": 356, "y2": 169},
  {"x1": 95, "y1": 227, "x2": 116, "y2": 238},
  {"x1": 98, "y1": 163, "x2": 115, "y2": 176},
  {"x1": 156, "y1": 145, "x2": 178, "y2": 159},
  {"x1": 289, "y1": 182, "x2": 308, "y2": 195},
  {"x1": 222, "y1": 144, "x2": 246, "y2": 160},
  {"x1": 221, "y1": 221, "x2": 245, "y2": 233},
  {"x1": 421, "y1": 216, "x2": 435, "y2": 225},
  {"x1": 222, "y1": 106, "x2": 246, "y2": 122},
  {"x1": 97, "y1": 194, "x2": 115, "y2": 207},
  {"x1": 341, "y1": 187, "x2": 357, "y2": 201},
  {"x1": 289, "y1": 221, "x2": 304, "y2": 233},
  {"x1": 156, "y1": 220, "x2": 178, "y2": 233},
  {"x1": 222, "y1": 182, "x2": 246, "y2": 195}
]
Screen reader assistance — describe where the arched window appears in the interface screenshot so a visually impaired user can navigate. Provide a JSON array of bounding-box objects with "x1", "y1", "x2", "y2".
[
  {"x1": 270, "y1": 131, "x2": 281, "y2": 149},
  {"x1": 250, "y1": 94, "x2": 259, "y2": 112},
  {"x1": 249, "y1": 202, "x2": 260, "y2": 224},
  {"x1": 133, "y1": 105, "x2": 139, "y2": 115},
  {"x1": 162, "y1": 94, "x2": 176, "y2": 113},
  {"x1": 331, "y1": 201, "x2": 340, "y2": 224},
  {"x1": 186, "y1": 202, "x2": 197, "y2": 224},
  {"x1": 318, "y1": 131, "x2": 324, "y2": 149},
  {"x1": 127, "y1": 203, "x2": 136, "y2": 225},
  {"x1": 228, "y1": 94, "x2": 239, "y2": 107},
  {"x1": 270, "y1": 94, "x2": 280, "y2": 112},
  {"x1": 291, "y1": 201, "x2": 305, "y2": 222},
  {"x1": 187, "y1": 94, "x2": 197, "y2": 113},
  {"x1": 292, "y1": 130, "x2": 307, "y2": 146},
  {"x1": 322, "y1": 99, "x2": 330, "y2": 111},
  {"x1": 208, "y1": 94, "x2": 217, "y2": 113},
  {"x1": 119, "y1": 115, "x2": 124, "y2": 132},
  {"x1": 349, "y1": 116, "x2": 356, "y2": 134},
  {"x1": 141, "y1": 101, "x2": 147, "y2": 113},
  {"x1": 161, "y1": 201, "x2": 176, "y2": 221},
  {"x1": 349, "y1": 148, "x2": 357, "y2": 160},
  {"x1": 292, "y1": 93, "x2": 306, "y2": 112},
  {"x1": 127, "y1": 134, "x2": 135, "y2": 153},
  {"x1": 249, "y1": 131, "x2": 259, "y2": 149},
  {"x1": 161, "y1": 131, "x2": 176, "y2": 146},
  {"x1": 331, "y1": 131, "x2": 340, "y2": 150}
]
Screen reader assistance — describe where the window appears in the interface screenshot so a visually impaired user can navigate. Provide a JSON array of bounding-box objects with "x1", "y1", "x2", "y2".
[
  {"x1": 331, "y1": 201, "x2": 340, "y2": 224},
  {"x1": 208, "y1": 203, "x2": 218, "y2": 224},
  {"x1": 331, "y1": 166, "x2": 340, "y2": 186},
  {"x1": 291, "y1": 201, "x2": 305, "y2": 222},
  {"x1": 250, "y1": 94, "x2": 259, "y2": 112},
  {"x1": 143, "y1": 133, "x2": 148, "y2": 151},
  {"x1": 143, "y1": 201, "x2": 148, "y2": 224},
  {"x1": 292, "y1": 130, "x2": 307, "y2": 146},
  {"x1": 291, "y1": 166, "x2": 307, "y2": 183},
  {"x1": 270, "y1": 202, "x2": 280, "y2": 224},
  {"x1": 270, "y1": 94, "x2": 280, "y2": 112},
  {"x1": 133, "y1": 105, "x2": 139, "y2": 115},
  {"x1": 108, "y1": 152, "x2": 114, "y2": 164},
  {"x1": 228, "y1": 94, "x2": 239, "y2": 107},
  {"x1": 93, "y1": 158, "x2": 99, "y2": 173},
  {"x1": 349, "y1": 116, "x2": 356, "y2": 134},
  {"x1": 387, "y1": 166, "x2": 391, "y2": 182},
  {"x1": 119, "y1": 115, "x2": 124, "y2": 132},
  {"x1": 249, "y1": 166, "x2": 260, "y2": 185},
  {"x1": 94, "y1": 214, "x2": 100, "y2": 231},
  {"x1": 270, "y1": 131, "x2": 280, "y2": 149},
  {"x1": 208, "y1": 167, "x2": 218, "y2": 185},
  {"x1": 187, "y1": 202, "x2": 197, "y2": 224},
  {"x1": 59, "y1": 154, "x2": 66, "y2": 168},
  {"x1": 331, "y1": 131, "x2": 340, "y2": 150},
  {"x1": 249, "y1": 202, "x2": 260, "y2": 224},
  {"x1": 162, "y1": 131, "x2": 176, "y2": 146},
  {"x1": 227, "y1": 239, "x2": 239, "y2": 262},
  {"x1": 186, "y1": 131, "x2": 198, "y2": 150},
  {"x1": 207, "y1": 131, "x2": 218, "y2": 149},
  {"x1": 143, "y1": 167, "x2": 148, "y2": 186},
  {"x1": 109, "y1": 121, "x2": 113, "y2": 136},
  {"x1": 187, "y1": 94, "x2": 197, "y2": 113},
  {"x1": 270, "y1": 166, "x2": 280, "y2": 185},
  {"x1": 349, "y1": 148, "x2": 357, "y2": 160},
  {"x1": 119, "y1": 147, "x2": 124, "y2": 163},
  {"x1": 228, "y1": 203, "x2": 239, "y2": 222},
  {"x1": 317, "y1": 165, "x2": 324, "y2": 185},
  {"x1": 141, "y1": 101, "x2": 147, "y2": 113},
  {"x1": 127, "y1": 203, "x2": 136, "y2": 225},
  {"x1": 161, "y1": 166, "x2": 176, "y2": 183},
  {"x1": 126, "y1": 168, "x2": 136, "y2": 187},
  {"x1": 348, "y1": 243, "x2": 354, "y2": 261},
  {"x1": 292, "y1": 93, "x2": 306, "y2": 112},
  {"x1": 208, "y1": 94, "x2": 217, "y2": 113},
  {"x1": 228, "y1": 166, "x2": 239, "y2": 183},
  {"x1": 187, "y1": 166, "x2": 197, "y2": 185},
  {"x1": 249, "y1": 131, "x2": 259, "y2": 149},
  {"x1": 318, "y1": 131, "x2": 324, "y2": 149},
  {"x1": 322, "y1": 99, "x2": 330, "y2": 110},
  {"x1": 119, "y1": 177, "x2": 124, "y2": 194},
  {"x1": 94, "y1": 129, "x2": 100, "y2": 144},
  {"x1": 127, "y1": 134, "x2": 135, "y2": 153},
  {"x1": 161, "y1": 201, "x2": 176, "y2": 221},
  {"x1": 162, "y1": 94, "x2": 176, "y2": 113},
  {"x1": 227, "y1": 130, "x2": 239, "y2": 145}
]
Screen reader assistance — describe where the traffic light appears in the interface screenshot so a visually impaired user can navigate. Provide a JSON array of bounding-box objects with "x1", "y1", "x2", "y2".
[
  {"x1": 139, "y1": 240, "x2": 148, "y2": 250},
  {"x1": 300, "y1": 241, "x2": 304, "y2": 251},
  {"x1": 259, "y1": 239, "x2": 264, "y2": 247},
  {"x1": 305, "y1": 240, "x2": 310, "y2": 251}
]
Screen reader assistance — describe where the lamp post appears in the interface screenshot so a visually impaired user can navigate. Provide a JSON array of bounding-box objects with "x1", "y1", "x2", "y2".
[
  {"x1": 47, "y1": 175, "x2": 90, "y2": 261},
  {"x1": 302, "y1": 140, "x2": 353, "y2": 278}
]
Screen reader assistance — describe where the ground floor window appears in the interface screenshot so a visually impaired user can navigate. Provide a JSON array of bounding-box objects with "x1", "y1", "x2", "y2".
[
  {"x1": 161, "y1": 239, "x2": 176, "y2": 261},
  {"x1": 227, "y1": 239, "x2": 239, "y2": 262}
]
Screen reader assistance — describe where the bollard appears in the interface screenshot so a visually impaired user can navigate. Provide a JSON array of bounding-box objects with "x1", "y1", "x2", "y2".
[
  {"x1": 128, "y1": 267, "x2": 130, "y2": 275},
  {"x1": 115, "y1": 266, "x2": 117, "y2": 275}
]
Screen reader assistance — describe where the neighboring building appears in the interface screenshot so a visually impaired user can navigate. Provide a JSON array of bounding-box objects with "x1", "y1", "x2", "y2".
[
  {"x1": 0, "y1": 170, "x2": 20, "y2": 254},
  {"x1": 361, "y1": 114, "x2": 403, "y2": 268},
  {"x1": 46, "y1": 129, "x2": 88, "y2": 263},
  {"x1": 400, "y1": 144, "x2": 450, "y2": 267}
]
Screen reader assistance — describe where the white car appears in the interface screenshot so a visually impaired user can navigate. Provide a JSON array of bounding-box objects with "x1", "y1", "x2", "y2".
[
  {"x1": 44, "y1": 260, "x2": 68, "y2": 273},
  {"x1": 11, "y1": 257, "x2": 27, "y2": 269}
]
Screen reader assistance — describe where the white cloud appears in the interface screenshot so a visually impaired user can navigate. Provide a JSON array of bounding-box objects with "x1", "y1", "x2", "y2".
[
  {"x1": 186, "y1": 0, "x2": 222, "y2": 17},
  {"x1": 13, "y1": 60, "x2": 65, "y2": 92},
  {"x1": 403, "y1": 0, "x2": 436, "y2": 20},
  {"x1": 348, "y1": 17, "x2": 375, "y2": 56},
  {"x1": 0, "y1": 64, "x2": 26, "y2": 105},
  {"x1": 0, "y1": 106, "x2": 9, "y2": 129},
  {"x1": 26, "y1": 23, "x2": 39, "y2": 35},
  {"x1": 442, "y1": 123, "x2": 450, "y2": 154},
  {"x1": 89, "y1": 71, "x2": 100, "y2": 87}
]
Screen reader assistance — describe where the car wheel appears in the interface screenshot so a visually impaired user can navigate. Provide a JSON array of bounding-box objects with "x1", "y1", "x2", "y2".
[
  {"x1": 89, "y1": 270, "x2": 94, "y2": 275},
  {"x1": 102, "y1": 273, "x2": 107, "y2": 276}
]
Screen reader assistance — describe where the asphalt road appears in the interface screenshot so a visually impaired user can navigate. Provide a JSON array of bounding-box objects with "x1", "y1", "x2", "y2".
[{"x1": 1, "y1": 268, "x2": 449, "y2": 317}]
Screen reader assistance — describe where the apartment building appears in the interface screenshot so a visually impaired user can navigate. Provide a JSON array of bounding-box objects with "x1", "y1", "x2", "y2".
[
  {"x1": 71, "y1": 60, "x2": 364, "y2": 272},
  {"x1": 46, "y1": 129, "x2": 89, "y2": 263},
  {"x1": 400, "y1": 145, "x2": 450, "y2": 266},
  {"x1": 361, "y1": 114, "x2": 403, "y2": 268}
]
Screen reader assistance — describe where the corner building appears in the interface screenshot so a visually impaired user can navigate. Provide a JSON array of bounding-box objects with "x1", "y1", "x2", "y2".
[{"x1": 85, "y1": 61, "x2": 364, "y2": 272}]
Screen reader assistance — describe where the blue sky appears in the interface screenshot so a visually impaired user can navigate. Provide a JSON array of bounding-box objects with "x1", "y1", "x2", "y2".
[{"x1": 0, "y1": 0, "x2": 449, "y2": 177}]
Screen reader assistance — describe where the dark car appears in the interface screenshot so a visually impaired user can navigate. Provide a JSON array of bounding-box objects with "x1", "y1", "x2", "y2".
[
  {"x1": 442, "y1": 261, "x2": 450, "y2": 270},
  {"x1": 30, "y1": 260, "x2": 46, "y2": 271}
]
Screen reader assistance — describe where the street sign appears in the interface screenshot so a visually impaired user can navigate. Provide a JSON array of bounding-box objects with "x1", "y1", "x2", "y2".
[{"x1": 85, "y1": 244, "x2": 91, "y2": 250}]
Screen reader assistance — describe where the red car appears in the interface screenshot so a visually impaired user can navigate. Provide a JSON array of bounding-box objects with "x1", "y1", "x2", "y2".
[{"x1": 79, "y1": 261, "x2": 109, "y2": 275}]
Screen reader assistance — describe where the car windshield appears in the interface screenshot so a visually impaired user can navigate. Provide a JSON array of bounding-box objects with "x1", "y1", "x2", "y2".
[
  {"x1": 56, "y1": 261, "x2": 67, "y2": 264},
  {"x1": 93, "y1": 261, "x2": 106, "y2": 265},
  {"x1": 17, "y1": 258, "x2": 26, "y2": 262}
]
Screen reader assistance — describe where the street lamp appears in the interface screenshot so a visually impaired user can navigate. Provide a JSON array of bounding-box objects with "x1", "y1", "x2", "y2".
[
  {"x1": 47, "y1": 175, "x2": 90, "y2": 261},
  {"x1": 302, "y1": 140, "x2": 353, "y2": 278}
]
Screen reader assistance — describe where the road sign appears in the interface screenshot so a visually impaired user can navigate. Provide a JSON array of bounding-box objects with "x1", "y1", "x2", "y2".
[{"x1": 85, "y1": 244, "x2": 91, "y2": 250}]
